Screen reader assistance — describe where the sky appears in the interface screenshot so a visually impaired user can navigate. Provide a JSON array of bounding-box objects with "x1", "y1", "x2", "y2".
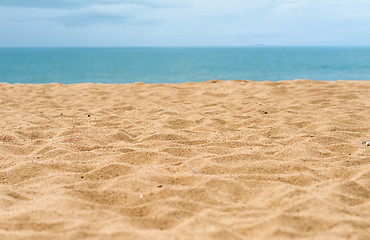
[{"x1": 0, "y1": 0, "x2": 369, "y2": 47}]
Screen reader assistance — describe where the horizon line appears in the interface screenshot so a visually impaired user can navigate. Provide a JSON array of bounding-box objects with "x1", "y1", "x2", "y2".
[{"x1": 1, "y1": 45, "x2": 370, "y2": 49}]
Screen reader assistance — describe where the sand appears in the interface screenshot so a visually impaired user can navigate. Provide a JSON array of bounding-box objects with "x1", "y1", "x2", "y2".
[{"x1": 0, "y1": 80, "x2": 369, "y2": 239}]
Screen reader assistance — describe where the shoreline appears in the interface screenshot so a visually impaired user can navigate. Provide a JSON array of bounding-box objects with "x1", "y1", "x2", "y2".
[{"x1": 1, "y1": 79, "x2": 370, "y2": 86}]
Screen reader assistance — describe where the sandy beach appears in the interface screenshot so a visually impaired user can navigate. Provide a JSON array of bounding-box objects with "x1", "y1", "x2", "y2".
[{"x1": 0, "y1": 80, "x2": 369, "y2": 239}]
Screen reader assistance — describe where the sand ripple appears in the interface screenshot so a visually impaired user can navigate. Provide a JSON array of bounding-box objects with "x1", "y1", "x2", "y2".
[{"x1": 0, "y1": 80, "x2": 369, "y2": 239}]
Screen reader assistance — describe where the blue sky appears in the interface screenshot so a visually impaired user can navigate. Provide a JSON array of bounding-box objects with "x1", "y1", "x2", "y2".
[{"x1": 0, "y1": 0, "x2": 369, "y2": 47}]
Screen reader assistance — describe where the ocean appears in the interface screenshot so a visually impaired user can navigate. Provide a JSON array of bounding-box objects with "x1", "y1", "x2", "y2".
[{"x1": 0, "y1": 47, "x2": 369, "y2": 84}]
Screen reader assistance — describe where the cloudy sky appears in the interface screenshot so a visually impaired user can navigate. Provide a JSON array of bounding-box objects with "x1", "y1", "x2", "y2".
[{"x1": 0, "y1": 0, "x2": 369, "y2": 47}]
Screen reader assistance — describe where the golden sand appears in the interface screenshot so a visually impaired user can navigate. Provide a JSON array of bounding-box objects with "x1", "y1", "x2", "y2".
[{"x1": 0, "y1": 80, "x2": 369, "y2": 239}]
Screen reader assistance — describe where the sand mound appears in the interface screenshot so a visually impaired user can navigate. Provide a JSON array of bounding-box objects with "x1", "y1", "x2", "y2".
[{"x1": 0, "y1": 80, "x2": 369, "y2": 239}]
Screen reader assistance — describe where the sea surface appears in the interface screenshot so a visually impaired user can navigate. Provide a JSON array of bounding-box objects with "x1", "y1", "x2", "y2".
[{"x1": 0, "y1": 47, "x2": 369, "y2": 84}]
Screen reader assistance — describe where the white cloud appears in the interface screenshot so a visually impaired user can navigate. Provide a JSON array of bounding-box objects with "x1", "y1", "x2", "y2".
[{"x1": 0, "y1": 0, "x2": 369, "y2": 46}]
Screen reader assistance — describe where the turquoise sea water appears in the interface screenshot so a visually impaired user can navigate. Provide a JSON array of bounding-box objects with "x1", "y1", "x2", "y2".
[{"x1": 0, "y1": 47, "x2": 369, "y2": 84}]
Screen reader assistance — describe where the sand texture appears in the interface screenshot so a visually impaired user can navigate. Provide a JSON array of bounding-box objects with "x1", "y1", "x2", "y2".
[{"x1": 0, "y1": 80, "x2": 369, "y2": 239}]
